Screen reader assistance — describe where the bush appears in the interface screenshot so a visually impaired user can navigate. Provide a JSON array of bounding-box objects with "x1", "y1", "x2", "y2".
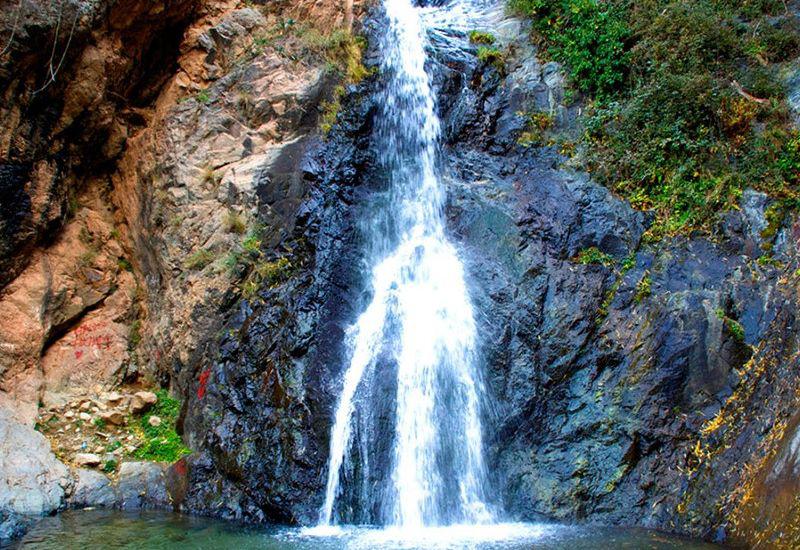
[
  {"x1": 132, "y1": 389, "x2": 190, "y2": 463},
  {"x1": 184, "y1": 248, "x2": 214, "y2": 270},
  {"x1": 476, "y1": 46, "x2": 506, "y2": 72},
  {"x1": 469, "y1": 30, "x2": 495, "y2": 44},
  {"x1": 575, "y1": 246, "x2": 614, "y2": 267},
  {"x1": 513, "y1": 0, "x2": 800, "y2": 235},
  {"x1": 509, "y1": 0, "x2": 629, "y2": 100}
]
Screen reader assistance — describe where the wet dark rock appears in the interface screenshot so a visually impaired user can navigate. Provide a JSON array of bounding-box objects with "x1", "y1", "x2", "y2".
[
  {"x1": 69, "y1": 469, "x2": 116, "y2": 509},
  {"x1": 173, "y1": 6, "x2": 800, "y2": 546},
  {"x1": 118, "y1": 462, "x2": 169, "y2": 510}
]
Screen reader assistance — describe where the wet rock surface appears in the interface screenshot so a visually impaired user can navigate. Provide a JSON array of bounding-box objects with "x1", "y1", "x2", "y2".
[
  {"x1": 174, "y1": 7, "x2": 800, "y2": 547},
  {"x1": 3, "y1": 0, "x2": 800, "y2": 548}
]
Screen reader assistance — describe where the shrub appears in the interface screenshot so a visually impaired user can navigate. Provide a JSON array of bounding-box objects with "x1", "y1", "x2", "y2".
[
  {"x1": 132, "y1": 389, "x2": 190, "y2": 463},
  {"x1": 476, "y1": 46, "x2": 506, "y2": 72},
  {"x1": 634, "y1": 274, "x2": 652, "y2": 303},
  {"x1": 575, "y1": 246, "x2": 614, "y2": 267},
  {"x1": 224, "y1": 211, "x2": 246, "y2": 234},
  {"x1": 184, "y1": 248, "x2": 214, "y2": 270},
  {"x1": 514, "y1": 0, "x2": 800, "y2": 235},
  {"x1": 509, "y1": 0, "x2": 629, "y2": 100},
  {"x1": 469, "y1": 30, "x2": 495, "y2": 44},
  {"x1": 518, "y1": 111, "x2": 554, "y2": 146}
]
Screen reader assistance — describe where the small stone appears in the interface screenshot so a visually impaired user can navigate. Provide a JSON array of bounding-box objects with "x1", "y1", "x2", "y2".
[
  {"x1": 79, "y1": 401, "x2": 91, "y2": 411},
  {"x1": 79, "y1": 412, "x2": 92, "y2": 421},
  {"x1": 99, "y1": 410, "x2": 125, "y2": 426},
  {"x1": 147, "y1": 415, "x2": 162, "y2": 427},
  {"x1": 129, "y1": 391, "x2": 158, "y2": 414},
  {"x1": 103, "y1": 391, "x2": 123, "y2": 405},
  {"x1": 64, "y1": 411, "x2": 75, "y2": 419},
  {"x1": 75, "y1": 453, "x2": 102, "y2": 467}
]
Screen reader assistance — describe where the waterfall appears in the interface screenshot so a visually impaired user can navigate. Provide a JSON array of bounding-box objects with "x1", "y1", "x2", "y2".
[{"x1": 319, "y1": 0, "x2": 494, "y2": 529}]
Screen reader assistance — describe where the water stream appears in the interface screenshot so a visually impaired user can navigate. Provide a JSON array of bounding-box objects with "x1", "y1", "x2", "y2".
[{"x1": 320, "y1": 0, "x2": 495, "y2": 530}]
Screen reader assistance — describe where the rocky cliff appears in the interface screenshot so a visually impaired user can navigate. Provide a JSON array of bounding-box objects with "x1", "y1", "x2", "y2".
[{"x1": 3, "y1": 0, "x2": 800, "y2": 548}]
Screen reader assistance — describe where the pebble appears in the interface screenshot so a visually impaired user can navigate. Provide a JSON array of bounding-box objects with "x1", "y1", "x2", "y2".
[
  {"x1": 148, "y1": 415, "x2": 162, "y2": 427},
  {"x1": 75, "y1": 453, "x2": 102, "y2": 467},
  {"x1": 79, "y1": 412, "x2": 92, "y2": 421}
]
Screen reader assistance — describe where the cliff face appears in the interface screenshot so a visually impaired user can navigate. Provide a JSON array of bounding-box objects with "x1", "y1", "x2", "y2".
[
  {"x1": 0, "y1": 0, "x2": 353, "y2": 540},
  {"x1": 3, "y1": 0, "x2": 800, "y2": 547}
]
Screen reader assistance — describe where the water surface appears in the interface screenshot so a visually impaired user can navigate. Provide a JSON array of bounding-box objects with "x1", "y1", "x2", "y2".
[{"x1": 14, "y1": 510, "x2": 721, "y2": 549}]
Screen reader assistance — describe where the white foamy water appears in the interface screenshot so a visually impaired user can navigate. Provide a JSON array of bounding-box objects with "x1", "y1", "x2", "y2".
[{"x1": 320, "y1": 0, "x2": 494, "y2": 530}]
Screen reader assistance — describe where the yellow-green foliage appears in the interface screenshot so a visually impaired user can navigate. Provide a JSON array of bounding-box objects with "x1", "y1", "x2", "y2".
[
  {"x1": 574, "y1": 246, "x2": 614, "y2": 266},
  {"x1": 320, "y1": 85, "x2": 346, "y2": 134},
  {"x1": 634, "y1": 274, "x2": 651, "y2": 303},
  {"x1": 512, "y1": 0, "x2": 800, "y2": 236},
  {"x1": 184, "y1": 248, "x2": 214, "y2": 270},
  {"x1": 224, "y1": 210, "x2": 247, "y2": 234},
  {"x1": 518, "y1": 111, "x2": 554, "y2": 146},
  {"x1": 476, "y1": 46, "x2": 506, "y2": 72},
  {"x1": 469, "y1": 30, "x2": 495, "y2": 45}
]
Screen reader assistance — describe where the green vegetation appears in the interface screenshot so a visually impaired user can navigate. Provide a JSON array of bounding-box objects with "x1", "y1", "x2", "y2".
[
  {"x1": 634, "y1": 274, "x2": 652, "y2": 303},
  {"x1": 518, "y1": 111, "x2": 554, "y2": 146},
  {"x1": 469, "y1": 30, "x2": 495, "y2": 45},
  {"x1": 195, "y1": 89, "x2": 211, "y2": 104},
  {"x1": 476, "y1": 46, "x2": 506, "y2": 72},
  {"x1": 184, "y1": 248, "x2": 214, "y2": 270},
  {"x1": 716, "y1": 308, "x2": 746, "y2": 342},
  {"x1": 117, "y1": 258, "x2": 133, "y2": 272},
  {"x1": 575, "y1": 246, "x2": 615, "y2": 267},
  {"x1": 224, "y1": 210, "x2": 247, "y2": 234},
  {"x1": 132, "y1": 389, "x2": 190, "y2": 463},
  {"x1": 128, "y1": 319, "x2": 142, "y2": 350},
  {"x1": 510, "y1": 0, "x2": 800, "y2": 237},
  {"x1": 509, "y1": 0, "x2": 629, "y2": 99},
  {"x1": 102, "y1": 459, "x2": 118, "y2": 473},
  {"x1": 319, "y1": 85, "x2": 346, "y2": 134}
]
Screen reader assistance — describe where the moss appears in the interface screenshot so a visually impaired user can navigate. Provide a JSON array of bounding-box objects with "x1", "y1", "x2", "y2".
[
  {"x1": 518, "y1": 111, "x2": 554, "y2": 146},
  {"x1": 128, "y1": 319, "x2": 142, "y2": 350},
  {"x1": 131, "y1": 389, "x2": 190, "y2": 463},
  {"x1": 476, "y1": 46, "x2": 506, "y2": 72},
  {"x1": 634, "y1": 274, "x2": 652, "y2": 303},
  {"x1": 184, "y1": 248, "x2": 214, "y2": 270},
  {"x1": 102, "y1": 459, "x2": 118, "y2": 473},
  {"x1": 574, "y1": 246, "x2": 614, "y2": 266},
  {"x1": 195, "y1": 89, "x2": 211, "y2": 104},
  {"x1": 468, "y1": 30, "x2": 495, "y2": 45}
]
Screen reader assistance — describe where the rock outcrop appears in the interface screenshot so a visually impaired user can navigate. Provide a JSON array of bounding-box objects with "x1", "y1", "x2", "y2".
[{"x1": 3, "y1": 0, "x2": 800, "y2": 547}]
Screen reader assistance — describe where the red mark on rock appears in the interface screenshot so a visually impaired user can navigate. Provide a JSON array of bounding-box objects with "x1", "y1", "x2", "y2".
[
  {"x1": 197, "y1": 368, "x2": 211, "y2": 399},
  {"x1": 173, "y1": 458, "x2": 188, "y2": 477},
  {"x1": 74, "y1": 350, "x2": 83, "y2": 359}
]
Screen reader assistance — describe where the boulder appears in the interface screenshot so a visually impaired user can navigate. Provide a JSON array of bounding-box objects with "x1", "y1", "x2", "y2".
[
  {"x1": 130, "y1": 391, "x2": 158, "y2": 414},
  {"x1": 98, "y1": 410, "x2": 125, "y2": 425},
  {"x1": 70, "y1": 469, "x2": 116, "y2": 508},
  {"x1": 0, "y1": 409, "x2": 71, "y2": 517},
  {"x1": 118, "y1": 462, "x2": 169, "y2": 510}
]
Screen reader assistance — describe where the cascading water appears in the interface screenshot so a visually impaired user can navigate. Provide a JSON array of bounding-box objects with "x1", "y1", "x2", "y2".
[{"x1": 319, "y1": 0, "x2": 494, "y2": 530}]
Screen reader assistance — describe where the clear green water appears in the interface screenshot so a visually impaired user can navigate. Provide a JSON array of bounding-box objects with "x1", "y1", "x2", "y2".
[{"x1": 12, "y1": 510, "x2": 721, "y2": 549}]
